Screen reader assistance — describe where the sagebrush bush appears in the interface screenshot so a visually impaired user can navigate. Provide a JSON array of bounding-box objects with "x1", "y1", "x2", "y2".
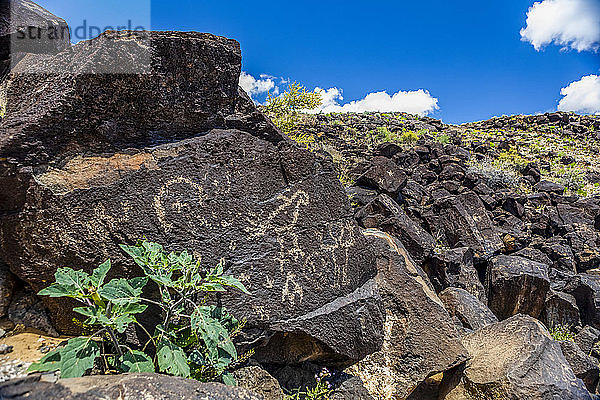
[{"x1": 467, "y1": 158, "x2": 521, "y2": 190}]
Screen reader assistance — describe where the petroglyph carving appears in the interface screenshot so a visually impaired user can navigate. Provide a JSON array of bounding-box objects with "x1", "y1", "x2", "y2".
[{"x1": 154, "y1": 177, "x2": 207, "y2": 233}]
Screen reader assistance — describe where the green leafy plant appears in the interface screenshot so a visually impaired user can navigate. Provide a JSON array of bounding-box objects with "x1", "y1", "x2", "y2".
[
  {"x1": 549, "y1": 325, "x2": 575, "y2": 342},
  {"x1": 29, "y1": 240, "x2": 250, "y2": 385},
  {"x1": 434, "y1": 133, "x2": 451, "y2": 144},
  {"x1": 264, "y1": 82, "x2": 322, "y2": 147},
  {"x1": 284, "y1": 368, "x2": 333, "y2": 400},
  {"x1": 399, "y1": 129, "x2": 420, "y2": 144}
]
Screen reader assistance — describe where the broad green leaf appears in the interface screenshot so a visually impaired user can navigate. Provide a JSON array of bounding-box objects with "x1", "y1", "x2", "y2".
[
  {"x1": 198, "y1": 282, "x2": 226, "y2": 292},
  {"x1": 129, "y1": 277, "x2": 148, "y2": 291},
  {"x1": 99, "y1": 278, "x2": 144, "y2": 305},
  {"x1": 73, "y1": 306, "x2": 96, "y2": 318},
  {"x1": 219, "y1": 338, "x2": 237, "y2": 359},
  {"x1": 222, "y1": 372, "x2": 236, "y2": 386},
  {"x1": 54, "y1": 268, "x2": 91, "y2": 294},
  {"x1": 156, "y1": 338, "x2": 190, "y2": 377},
  {"x1": 114, "y1": 302, "x2": 147, "y2": 315},
  {"x1": 191, "y1": 306, "x2": 230, "y2": 357},
  {"x1": 120, "y1": 350, "x2": 155, "y2": 373},
  {"x1": 38, "y1": 283, "x2": 81, "y2": 298},
  {"x1": 59, "y1": 337, "x2": 100, "y2": 378},
  {"x1": 113, "y1": 314, "x2": 135, "y2": 333},
  {"x1": 212, "y1": 275, "x2": 251, "y2": 294},
  {"x1": 90, "y1": 260, "x2": 111, "y2": 287},
  {"x1": 27, "y1": 348, "x2": 62, "y2": 373}
]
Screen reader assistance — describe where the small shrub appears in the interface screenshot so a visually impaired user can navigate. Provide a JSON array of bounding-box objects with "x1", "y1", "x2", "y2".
[
  {"x1": 264, "y1": 82, "x2": 322, "y2": 146},
  {"x1": 549, "y1": 325, "x2": 575, "y2": 342},
  {"x1": 497, "y1": 147, "x2": 528, "y2": 172},
  {"x1": 284, "y1": 368, "x2": 333, "y2": 400},
  {"x1": 435, "y1": 134, "x2": 450, "y2": 144},
  {"x1": 29, "y1": 240, "x2": 250, "y2": 384},
  {"x1": 467, "y1": 158, "x2": 521, "y2": 190},
  {"x1": 399, "y1": 129, "x2": 419, "y2": 144}
]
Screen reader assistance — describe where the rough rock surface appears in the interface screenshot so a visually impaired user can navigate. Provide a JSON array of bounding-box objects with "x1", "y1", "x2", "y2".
[
  {"x1": 355, "y1": 194, "x2": 434, "y2": 264},
  {"x1": 0, "y1": 31, "x2": 384, "y2": 366},
  {"x1": 424, "y1": 247, "x2": 486, "y2": 302},
  {"x1": 428, "y1": 191, "x2": 504, "y2": 258},
  {"x1": 1, "y1": 0, "x2": 71, "y2": 80},
  {"x1": 0, "y1": 261, "x2": 15, "y2": 317},
  {"x1": 559, "y1": 339, "x2": 599, "y2": 393},
  {"x1": 439, "y1": 287, "x2": 498, "y2": 333},
  {"x1": 347, "y1": 229, "x2": 467, "y2": 400},
  {"x1": 0, "y1": 373, "x2": 263, "y2": 399},
  {"x1": 541, "y1": 290, "x2": 582, "y2": 329},
  {"x1": 233, "y1": 365, "x2": 284, "y2": 400},
  {"x1": 486, "y1": 255, "x2": 550, "y2": 320},
  {"x1": 439, "y1": 314, "x2": 591, "y2": 400}
]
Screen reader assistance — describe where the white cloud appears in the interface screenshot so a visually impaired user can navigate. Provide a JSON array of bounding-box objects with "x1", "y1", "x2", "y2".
[
  {"x1": 312, "y1": 87, "x2": 439, "y2": 116},
  {"x1": 520, "y1": 0, "x2": 600, "y2": 52},
  {"x1": 239, "y1": 72, "x2": 439, "y2": 116},
  {"x1": 557, "y1": 74, "x2": 600, "y2": 114},
  {"x1": 239, "y1": 72, "x2": 277, "y2": 98}
]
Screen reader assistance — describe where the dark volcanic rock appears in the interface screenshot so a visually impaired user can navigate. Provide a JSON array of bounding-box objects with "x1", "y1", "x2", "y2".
[
  {"x1": 1, "y1": 0, "x2": 71, "y2": 80},
  {"x1": 3, "y1": 129, "x2": 384, "y2": 365},
  {"x1": 347, "y1": 229, "x2": 467, "y2": 400},
  {"x1": 0, "y1": 32, "x2": 384, "y2": 366},
  {"x1": 439, "y1": 287, "x2": 498, "y2": 333},
  {"x1": 557, "y1": 273, "x2": 600, "y2": 330},
  {"x1": 541, "y1": 290, "x2": 581, "y2": 329},
  {"x1": 427, "y1": 191, "x2": 504, "y2": 258},
  {"x1": 0, "y1": 31, "x2": 275, "y2": 167},
  {"x1": 0, "y1": 373, "x2": 263, "y2": 399},
  {"x1": 575, "y1": 326, "x2": 600, "y2": 355},
  {"x1": 0, "y1": 261, "x2": 15, "y2": 317},
  {"x1": 559, "y1": 340, "x2": 599, "y2": 393},
  {"x1": 485, "y1": 255, "x2": 550, "y2": 320},
  {"x1": 233, "y1": 365, "x2": 284, "y2": 400},
  {"x1": 355, "y1": 194, "x2": 434, "y2": 264},
  {"x1": 424, "y1": 247, "x2": 486, "y2": 302},
  {"x1": 439, "y1": 315, "x2": 591, "y2": 400},
  {"x1": 356, "y1": 156, "x2": 407, "y2": 196}
]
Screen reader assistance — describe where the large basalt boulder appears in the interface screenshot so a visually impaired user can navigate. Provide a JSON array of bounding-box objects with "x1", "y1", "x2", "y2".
[
  {"x1": 233, "y1": 365, "x2": 284, "y2": 400},
  {"x1": 356, "y1": 156, "x2": 407, "y2": 197},
  {"x1": 423, "y1": 247, "x2": 486, "y2": 302},
  {"x1": 485, "y1": 255, "x2": 550, "y2": 320},
  {"x1": 541, "y1": 290, "x2": 581, "y2": 329},
  {"x1": 1, "y1": 0, "x2": 71, "y2": 80},
  {"x1": 347, "y1": 229, "x2": 468, "y2": 400},
  {"x1": 355, "y1": 194, "x2": 434, "y2": 264},
  {"x1": 439, "y1": 287, "x2": 497, "y2": 333},
  {"x1": 426, "y1": 191, "x2": 504, "y2": 258},
  {"x1": 0, "y1": 373, "x2": 263, "y2": 399},
  {"x1": 0, "y1": 31, "x2": 384, "y2": 366},
  {"x1": 439, "y1": 314, "x2": 591, "y2": 400},
  {"x1": 556, "y1": 273, "x2": 600, "y2": 330},
  {"x1": 559, "y1": 340, "x2": 599, "y2": 393}
]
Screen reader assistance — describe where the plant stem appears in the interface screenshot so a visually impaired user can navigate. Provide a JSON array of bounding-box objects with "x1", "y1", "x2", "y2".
[{"x1": 107, "y1": 327, "x2": 122, "y2": 358}]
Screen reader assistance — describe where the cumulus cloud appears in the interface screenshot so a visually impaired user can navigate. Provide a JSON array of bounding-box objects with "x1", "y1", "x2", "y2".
[
  {"x1": 239, "y1": 72, "x2": 277, "y2": 98},
  {"x1": 239, "y1": 72, "x2": 439, "y2": 116},
  {"x1": 520, "y1": 0, "x2": 600, "y2": 52},
  {"x1": 312, "y1": 87, "x2": 439, "y2": 116},
  {"x1": 557, "y1": 74, "x2": 600, "y2": 114}
]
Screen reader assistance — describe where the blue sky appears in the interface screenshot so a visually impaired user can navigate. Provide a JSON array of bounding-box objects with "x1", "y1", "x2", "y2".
[{"x1": 37, "y1": 0, "x2": 600, "y2": 123}]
